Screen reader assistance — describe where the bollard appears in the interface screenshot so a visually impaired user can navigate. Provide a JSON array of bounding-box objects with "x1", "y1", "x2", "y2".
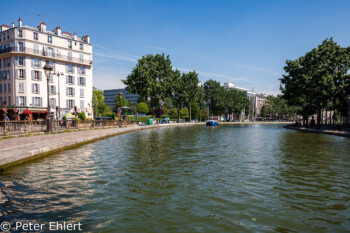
[
  {"x1": 24, "y1": 120, "x2": 28, "y2": 134},
  {"x1": 4, "y1": 121, "x2": 7, "y2": 136}
]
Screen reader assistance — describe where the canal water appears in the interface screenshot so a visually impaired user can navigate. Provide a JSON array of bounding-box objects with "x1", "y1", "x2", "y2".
[{"x1": 0, "y1": 124, "x2": 350, "y2": 232}]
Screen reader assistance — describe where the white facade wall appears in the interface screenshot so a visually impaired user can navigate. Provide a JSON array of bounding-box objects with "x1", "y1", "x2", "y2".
[{"x1": 0, "y1": 20, "x2": 93, "y2": 119}]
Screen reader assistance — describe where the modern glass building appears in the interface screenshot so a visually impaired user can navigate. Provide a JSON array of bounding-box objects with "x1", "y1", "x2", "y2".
[{"x1": 103, "y1": 89, "x2": 139, "y2": 110}]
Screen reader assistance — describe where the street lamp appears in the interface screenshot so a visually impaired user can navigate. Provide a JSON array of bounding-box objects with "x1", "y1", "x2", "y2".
[
  {"x1": 53, "y1": 70, "x2": 64, "y2": 119},
  {"x1": 119, "y1": 91, "x2": 123, "y2": 127},
  {"x1": 43, "y1": 60, "x2": 53, "y2": 133}
]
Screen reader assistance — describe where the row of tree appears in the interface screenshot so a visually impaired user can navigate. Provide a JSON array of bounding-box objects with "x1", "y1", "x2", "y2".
[
  {"x1": 280, "y1": 38, "x2": 350, "y2": 128},
  {"x1": 122, "y1": 53, "x2": 252, "y2": 121}
]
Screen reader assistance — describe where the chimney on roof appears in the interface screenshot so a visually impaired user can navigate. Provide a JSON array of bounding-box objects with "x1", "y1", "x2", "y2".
[
  {"x1": 39, "y1": 22, "x2": 46, "y2": 32},
  {"x1": 73, "y1": 32, "x2": 77, "y2": 40},
  {"x1": 12, "y1": 22, "x2": 14, "y2": 28},
  {"x1": 83, "y1": 35, "x2": 90, "y2": 43},
  {"x1": 18, "y1": 18, "x2": 22, "y2": 27},
  {"x1": 55, "y1": 26, "x2": 61, "y2": 35}
]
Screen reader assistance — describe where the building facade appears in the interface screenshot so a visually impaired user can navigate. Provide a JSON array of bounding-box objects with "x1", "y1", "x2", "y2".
[
  {"x1": 0, "y1": 19, "x2": 93, "y2": 120},
  {"x1": 104, "y1": 89, "x2": 139, "y2": 110},
  {"x1": 223, "y1": 82, "x2": 266, "y2": 120}
]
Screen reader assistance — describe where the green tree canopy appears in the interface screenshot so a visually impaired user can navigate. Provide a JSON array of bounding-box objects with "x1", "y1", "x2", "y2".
[
  {"x1": 122, "y1": 53, "x2": 174, "y2": 118},
  {"x1": 136, "y1": 102, "x2": 149, "y2": 114}
]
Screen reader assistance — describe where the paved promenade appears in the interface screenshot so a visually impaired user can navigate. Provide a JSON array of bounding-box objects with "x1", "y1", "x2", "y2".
[
  {"x1": 0, "y1": 123, "x2": 201, "y2": 170},
  {"x1": 284, "y1": 125, "x2": 350, "y2": 137}
]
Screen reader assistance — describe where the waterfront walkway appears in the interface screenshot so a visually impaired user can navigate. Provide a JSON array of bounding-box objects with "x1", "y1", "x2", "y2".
[
  {"x1": 0, "y1": 123, "x2": 201, "y2": 170},
  {"x1": 284, "y1": 125, "x2": 350, "y2": 137}
]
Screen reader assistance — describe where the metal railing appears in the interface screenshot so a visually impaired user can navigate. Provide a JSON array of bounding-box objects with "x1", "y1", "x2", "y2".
[
  {"x1": 0, "y1": 120, "x2": 138, "y2": 136},
  {"x1": 0, "y1": 47, "x2": 92, "y2": 66}
]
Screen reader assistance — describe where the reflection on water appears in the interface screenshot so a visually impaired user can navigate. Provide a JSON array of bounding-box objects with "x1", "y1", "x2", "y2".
[{"x1": 0, "y1": 125, "x2": 349, "y2": 232}]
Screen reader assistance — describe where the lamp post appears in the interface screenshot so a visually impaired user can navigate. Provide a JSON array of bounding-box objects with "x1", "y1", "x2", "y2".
[
  {"x1": 119, "y1": 91, "x2": 123, "y2": 127},
  {"x1": 43, "y1": 61, "x2": 53, "y2": 133},
  {"x1": 53, "y1": 70, "x2": 64, "y2": 119},
  {"x1": 2, "y1": 100, "x2": 7, "y2": 120}
]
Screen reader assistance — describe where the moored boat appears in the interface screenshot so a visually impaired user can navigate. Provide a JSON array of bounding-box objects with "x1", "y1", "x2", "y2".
[{"x1": 206, "y1": 118, "x2": 218, "y2": 126}]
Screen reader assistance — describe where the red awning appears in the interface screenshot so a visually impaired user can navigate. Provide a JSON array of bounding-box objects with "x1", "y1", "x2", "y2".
[
  {"x1": 31, "y1": 111, "x2": 48, "y2": 114},
  {"x1": 22, "y1": 110, "x2": 32, "y2": 114}
]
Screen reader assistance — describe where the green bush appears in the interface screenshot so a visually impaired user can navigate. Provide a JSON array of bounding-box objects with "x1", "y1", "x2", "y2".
[
  {"x1": 78, "y1": 112, "x2": 86, "y2": 120},
  {"x1": 62, "y1": 116, "x2": 66, "y2": 121}
]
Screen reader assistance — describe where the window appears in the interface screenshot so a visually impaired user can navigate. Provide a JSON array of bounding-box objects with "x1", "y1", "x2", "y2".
[
  {"x1": 0, "y1": 84, "x2": 2, "y2": 93},
  {"x1": 67, "y1": 87, "x2": 74, "y2": 96},
  {"x1": 50, "y1": 98, "x2": 56, "y2": 108},
  {"x1": 48, "y1": 36, "x2": 52, "y2": 43},
  {"x1": 18, "y1": 30, "x2": 22, "y2": 38},
  {"x1": 34, "y1": 71, "x2": 40, "y2": 80},
  {"x1": 33, "y1": 32, "x2": 38, "y2": 40},
  {"x1": 67, "y1": 64, "x2": 73, "y2": 73},
  {"x1": 33, "y1": 97, "x2": 41, "y2": 106},
  {"x1": 80, "y1": 43, "x2": 83, "y2": 51},
  {"x1": 19, "y1": 69, "x2": 25, "y2": 79},
  {"x1": 47, "y1": 47, "x2": 54, "y2": 57},
  {"x1": 32, "y1": 83, "x2": 40, "y2": 94},
  {"x1": 4, "y1": 83, "x2": 6, "y2": 92},
  {"x1": 68, "y1": 52, "x2": 72, "y2": 61},
  {"x1": 80, "y1": 100, "x2": 84, "y2": 110},
  {"x1": 8, "y1": 83, "x2": 10, "y2": 93},
  {"x1": 33, "y1": 59, "x2": 40, "y2": 68},
  {"x1": 50, "y1": 85, "x2": 56, "y2": 95},
  {"x1": 19, "y1": 96, "x2": 25, "y2": 106},
  {"x1": 18, "y1": 42, "x2": 24, "y2": 52},
  {"x1": 80, "y1": 88, "x2": 84, "y2": 97},
  {"x1": 34, "y1": 44, "x2": 39, "y2": 54},
  {"x1": 68, "y1": 40, "x2": 72, "y2": 48},
  {"x1": 78, "y1": 66, "x2": 85, "y2": 75},
  {"x1": 79, "y1": 77, "x2": 86, "y2": 86},
  {"x1": 67, "y1": 99, "x2": 74, "y2": 108},
  {"x1": 19, "y1": 82, "x2": 24, "y2": 92},
  {"x1": 8, "y1": 97, "x2": 11, "y2": 106},
  {"x1": 79, "y1": 54, "x2": 84, "y2": 62},
  {"x1": 19, "y1": 57, "x2": 25, "y2": 66},
  {"x1": 67, "y1": 75, "x2": 74, "y2": 84}
]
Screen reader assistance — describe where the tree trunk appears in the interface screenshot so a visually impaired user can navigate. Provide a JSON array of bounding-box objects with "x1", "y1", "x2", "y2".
[
  {"x1": 177, "y1": 106, "x2": 180, "y2": 123},
  {"x1": 199, "y1": 109, "x2": 202, "y2": 122},
  {"x1": 317, "y1": 107, "x2": 321, "y2": 129},
  {"x1": 189, "y1": 104, "x2": 192, "y2": 122}
]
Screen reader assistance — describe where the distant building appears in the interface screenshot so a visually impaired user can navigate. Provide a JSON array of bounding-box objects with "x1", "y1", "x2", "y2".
[
  {"x1": 223, "y1": 82, "x2": 267, "y2": 120},
  {"x1": 103, "y1": 89, "x2": 139, "y2": 110}
]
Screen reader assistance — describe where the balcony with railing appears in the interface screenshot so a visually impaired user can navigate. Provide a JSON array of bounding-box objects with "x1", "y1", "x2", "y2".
[{"x1": 0, "y1": 46, "x2": 92, "y2": 66}]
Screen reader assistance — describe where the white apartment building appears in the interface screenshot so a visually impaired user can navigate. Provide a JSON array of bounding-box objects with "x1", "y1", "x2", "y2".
[
  {"x1": 223, "y1": 82, "x2": 266, "y2": 120},
  {"x1": 0, "y1": 18, "x2": 93, "y2": 120}
]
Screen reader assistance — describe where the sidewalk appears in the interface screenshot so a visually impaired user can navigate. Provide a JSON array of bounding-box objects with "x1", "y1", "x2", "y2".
[
  {"x1": 284, "y1": 125, "x2": 350, "y2": 138},
  {"x1": 0, "y1": 123, "x2": 201, "y2": 170}
]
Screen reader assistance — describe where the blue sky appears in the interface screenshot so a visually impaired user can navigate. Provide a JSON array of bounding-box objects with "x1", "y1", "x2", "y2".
[{"x1": 2, "y1": 0, "x2": 350, "y2": 94}]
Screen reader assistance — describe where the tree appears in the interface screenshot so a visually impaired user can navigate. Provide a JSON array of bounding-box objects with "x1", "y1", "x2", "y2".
[
  {"x1": 182, "y1": 71, "x2": 199, "y2": 122},
  {"x1": 136, "y1": 102, "x2": 149, "y2": 114},
  {"x1": 92, "y1": 87, "x2": 113, "y2": 118},
  {"x1": 281, "y1": 38, "x2": 350, "y2": 128},
  {"x1": 196, "y1": 86, "x2": 206, "y2": 122},
  {"x1": 180, "y1": 108, "x2": 189, "y2": 119},
  {"x1": 78, "y1": 112, "x2": 86, "y2": 120},
  {"x1": 260, "y1": 105, "x2": 268, "y2": 118},
  {"x1": 171, "y1": 69, "x2": 185, "y2": 122},
  {"x1": 191, "y1": 102, "x2": 200, "y2": 120},
  {"x1": 204, "y1": 80, "x2": 226, "y2": 116},
  {"x1": 122, "y1": 53, "x2": 174, "y2": 118},
  {"x1": 115, "y1": 94, "x2": 131, "y2": 108}
]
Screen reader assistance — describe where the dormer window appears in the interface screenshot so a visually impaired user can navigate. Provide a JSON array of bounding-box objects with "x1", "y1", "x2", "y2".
[
  {"x1": 68, "y1": 40, "x2": 72, "y2": 49},
  {"x1": 33, "y1": 32, "x2": 38, "y2": 40},
  {"x1": 80, "y1": 43, "x2": 83, "y2": 51},
  {"x1": 48, "y1": 36, "x2": 52, "y2": 44},
  {"x1": 18, "y1": 30, "x2": 22, "y2": 38}
]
